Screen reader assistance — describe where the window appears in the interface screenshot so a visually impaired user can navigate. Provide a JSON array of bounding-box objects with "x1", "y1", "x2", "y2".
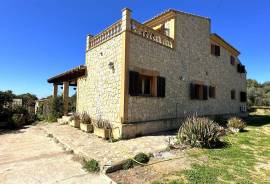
[
  {"x1": 240, "y1": 91, "x2": 247, "y2": 102},
  {"x1": 190, "y1": 83, "x2": 208, "y2": 100},
  {"x1": 129, "y1": 70, "x2": 165, "y2": 97},
  {"x1": 157, "y1": 76, "x2": 166, "y2": 97},
  {"x1": 211, "y1": 44, "x2": 220, "y2": 56},
  {"x1": 230, "y1": 56, "x2": 235, "y2": 65},
  {"x1": 209, "y1": 86, "x2": 216, "y2": 98},
  {"x1": 138, "y1": 75, "x2": 151, "y2": 95},
  {"x1": 231, "y1": 90, "x2": 236, "y2": 100},
  {"x1": 237, "y1": 64, "x2": 246, "y2": 73}
]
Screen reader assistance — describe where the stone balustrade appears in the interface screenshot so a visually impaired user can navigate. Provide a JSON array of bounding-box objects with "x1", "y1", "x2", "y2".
[
  {"x1": 88, "y1": 20, "x2": 122, "y2": 49},
  {"x1": 130, "y1": 19, "x2": 174, "y2": 48}
]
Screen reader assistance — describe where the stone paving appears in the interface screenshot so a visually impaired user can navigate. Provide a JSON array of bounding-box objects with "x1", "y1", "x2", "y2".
[
  {"x1": 0, "y1": 126, "x2": 114, "y2": 184},
  {"x1": 40, "y1": 123, "x2": 176, "y2": 170}
]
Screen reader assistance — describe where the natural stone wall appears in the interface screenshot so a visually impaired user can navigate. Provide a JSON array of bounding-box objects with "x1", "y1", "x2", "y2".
[
  {"x1": 77, "y1": 34, "x2": 123, "y2": 125},
  {"x1": 128, "y1": 13, "x2": 246, "y2": 122}
]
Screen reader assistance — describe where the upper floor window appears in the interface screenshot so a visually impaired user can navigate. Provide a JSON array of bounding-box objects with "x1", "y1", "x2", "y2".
[
  {"x1": 230, "y1": 56, "x2": 235, "y2": 65},
  {"x1": 211, "y1": 44, "x2": 220, "y2": 56},
  {"x1": 237, "y1": 64, "x2": 246, "y2": 73}
]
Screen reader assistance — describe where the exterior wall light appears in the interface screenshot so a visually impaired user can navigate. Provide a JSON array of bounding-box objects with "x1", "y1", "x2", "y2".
[{"x1": 108, "y1": 62, "x2": 115, "y2": 70}]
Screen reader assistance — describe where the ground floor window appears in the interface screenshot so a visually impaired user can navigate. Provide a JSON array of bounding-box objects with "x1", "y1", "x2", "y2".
[
  {"x1": 240, "y1": 91, "x2": 247, "y2": 102},
  {"x1": 231, "y1": 90, "x2": 236, "y2": 100},
  {"x1": 129, "y1": 70, "x2": 165, "y2": 97}
]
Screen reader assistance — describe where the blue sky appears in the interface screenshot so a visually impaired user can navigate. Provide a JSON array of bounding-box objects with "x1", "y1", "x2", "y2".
[{"x1": 0, "y1": 0, "x2": 269, "y2": 98}]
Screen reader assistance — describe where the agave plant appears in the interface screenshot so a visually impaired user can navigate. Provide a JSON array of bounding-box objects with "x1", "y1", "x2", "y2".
[
  {"x1": 228, "y1": 117, "x2": 246, "y2": 131},
  {"x1": 178, "y1": 115, "x2": 222, "y2": 148},
  {"x1": 94, "y1": 119, "x2": 112, "y2": 129},
  {"x1": 80, "y1": 112, "x2": 91, "y2": 124}
]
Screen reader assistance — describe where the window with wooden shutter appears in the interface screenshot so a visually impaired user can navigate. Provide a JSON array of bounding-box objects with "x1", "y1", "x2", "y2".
[
  {"x1": 129, "y1": 71, "x2": 139, "y2": 96},
  {"x1": 157, "y1": 76, "x2": 165, "y2": 97},
  {"x1": 215, "y1": 45, "x2": 220, "y2": 56},
  {"x1": 231, "y1": 90, "x2": 236, "y2": 100},
  {"x1": 209, "y1": 86, "x2": 216, "y2": 98},
  {"x1": 190, "y1": 83, "x2": 196, "y2": 99},
  {"x1": 240, "y1": 91, "x2": 247, "y2": 102},
  {"x1": 211, "y1": 44, "x2": 220, "y2": 56},
  {"x1": 230, "y1": 56, "x2": 235, "y2": 65},
  {"x1": 203, "y1": 85, "x2": 208, "y2": 100}
]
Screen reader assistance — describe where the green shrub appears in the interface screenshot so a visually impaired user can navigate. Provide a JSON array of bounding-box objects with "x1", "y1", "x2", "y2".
[
  {"x1": 47, "y1": 96, "x2": 63, "y2": 122},
  {"x1": 11, "y1": 114, "x2": 25, "y2": 127},
  {"x1": 83, "y1": 159, "x2": 100, "y2": 172},
  {"x1": 122, "y1": 159, "x2": 134, "y2": 170},
  {"x1": 134, "y1": 152, "x2": 150, "y2": 164},
  {"x1": 228, "y1": 117, "x2": 247, "y2": 131},
  {"x1": 178, "y1": 116, "x2": 222, "y2": 148}
]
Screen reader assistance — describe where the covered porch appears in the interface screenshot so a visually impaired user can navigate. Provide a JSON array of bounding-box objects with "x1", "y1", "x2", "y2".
[{"x1": 47, "y1": 65, "x2": 86, "y2": 115}]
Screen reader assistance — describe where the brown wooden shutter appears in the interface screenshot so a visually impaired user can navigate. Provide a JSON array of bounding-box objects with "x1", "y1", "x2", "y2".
[
  {"x1": 203, "y1": 85, "x2": 208, "y2": 100},
  {"x1": 215, "y1": 45, "x2": 220, "y2": 56},
  {"x1": 157, "y1": 76, "x2": 165, "y2": 97},
  {"x1": 190, "y1": 83, "x2": 195, "y2": 99},
  {"x1": 195, "y1": 84, "x2": 201, "y2": 99},
  {"x1": 211, "y1": 44, "x2": 215, "y2": 55},
  {"x1": 237, "y1": 64, "x2": 241, "y2": 73},
  {"x1": 230, "y1": 56, "x2": 235, "y2": 65},
  {"x1": 129, "y1": 71, "x2": 139, "y2": 96},
  {"x1": 240, "y1": 91, "x2": 247, "y2": 102}
]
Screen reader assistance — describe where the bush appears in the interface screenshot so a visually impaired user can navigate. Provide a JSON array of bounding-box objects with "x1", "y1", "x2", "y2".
[
  {"x1": 47, "y1": 96, "x2": 63, "y2": 122},
  {"x1": 11, "y1": 114, "x2": 25, "y2": 127},
  {"x1": 122, "y1": 159, "x2": 134, "y2": 170},
  {"x1": 81, "y1": 112, "x2": 91, "y2": 124},
  {"x1": 178, "y1": 116, "x2": 222, "y2": 148},
  {"x1": 228, "y1": 117, "x2": 247, "y2": 131},
  {"x1": 83, "y1": 159, "x2": 100, "y2": 172},
  {"x1": 134, "y1": 153, "x2": 150, "y2": 164}
]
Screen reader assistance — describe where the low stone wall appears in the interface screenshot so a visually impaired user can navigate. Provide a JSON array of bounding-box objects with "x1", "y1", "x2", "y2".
[
  {"x1": 122, "y1": 118, "x2": 181, "y2": 139},
  {"x1": 249, "y1": 106, "x2": 270, "y2": 115}
]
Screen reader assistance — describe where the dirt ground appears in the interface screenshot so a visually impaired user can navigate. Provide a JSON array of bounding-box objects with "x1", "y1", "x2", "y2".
[{"x1": 108, "y1": 149, "x2": 196, "y2": 184}]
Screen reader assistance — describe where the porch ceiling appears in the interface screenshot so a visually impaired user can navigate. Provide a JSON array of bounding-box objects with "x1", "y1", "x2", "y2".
[{"x1": 47, "y1": 65, "x2": 86, "y2": 85}]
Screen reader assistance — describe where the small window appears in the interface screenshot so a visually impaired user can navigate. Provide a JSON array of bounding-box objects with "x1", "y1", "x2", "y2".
[
  {"x1": 237, "y1": 64, "x2": 246, "y2": 73},
  {"x1": 211, "y1": 44, "x2": 220, "y2": 56},
  {"x1": 230, "y1": 56, "x2": 235, "y2": 65},
  {"x1": 231, "y1": 90, "x2": 236, "y2": 100},
  {"x1": 138, "y1": 75, "x2": 151, "y2": 96},
  {"x1": 240, "y1": 91, "x2": 247, "y2": 102},
  {"x1": 209, "y1": 86, "x2": 216, "y2": 98}
]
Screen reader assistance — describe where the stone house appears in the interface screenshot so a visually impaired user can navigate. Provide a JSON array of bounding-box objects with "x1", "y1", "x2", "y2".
[{"x1": 48, "y1": 8, "x2": 247, "y2": 138}]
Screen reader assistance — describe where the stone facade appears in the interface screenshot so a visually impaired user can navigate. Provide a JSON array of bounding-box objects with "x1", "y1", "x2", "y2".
[
  {"x1": 75, "y1": 9, "x2": 246, "y2": 138},
  {"x1": 77, "y1": 34, "x2": 123, "y2": 125}
]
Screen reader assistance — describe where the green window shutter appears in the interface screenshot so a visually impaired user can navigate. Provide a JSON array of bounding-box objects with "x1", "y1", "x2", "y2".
[
  {"x1": 129, "y1": 71, "x2": 139, "y2": 96},
  {"x1": 157, "y1": 76, "x2": 166, "y2": 97},
  {"x1": 240, "y1": 91, "x2": 247, "y2": 102}
]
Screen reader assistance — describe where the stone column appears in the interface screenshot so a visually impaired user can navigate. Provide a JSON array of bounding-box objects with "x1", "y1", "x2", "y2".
[
  {"x1": 121, "y1": 8, "x2": 131, "y2": 31},
  {"x1": 53, "y1": 83, "x2": 58, "y2": 97},
  {"x1": 86, "y1": 34, "x2": 93, "y2": 51},
  {"x1": 63, "y1": 81, "x2": 69, "y2": 115}
]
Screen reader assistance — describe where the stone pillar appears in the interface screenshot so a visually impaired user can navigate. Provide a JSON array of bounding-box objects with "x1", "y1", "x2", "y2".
[
  {"x1": 63, "y1": 81, "x2": 69, "y2": 115},
  {"x1": 86, "y1": 34, "x2": 93, "y2": 51},
  {"x1": 121, "y1": 8, "x2": 131, "y2": 31},
  {"x1": 53, "y1": 83, "x2": 58, "y2": 97}
]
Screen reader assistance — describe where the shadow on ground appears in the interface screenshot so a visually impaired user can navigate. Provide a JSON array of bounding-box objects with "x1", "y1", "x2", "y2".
[
  {"x1": 0, "y1": 126, "x2": 30, "y2": 136},
  {"x1": 245, "y1": 114, "x2": 270, "y2": 127}
]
